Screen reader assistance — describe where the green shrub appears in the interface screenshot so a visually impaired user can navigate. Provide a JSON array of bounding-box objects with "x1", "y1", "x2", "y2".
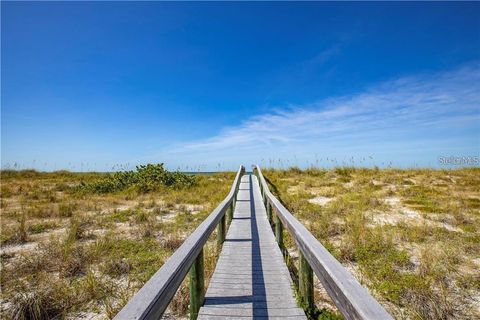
[{"x1": 79, "y1": 163, "x2": 195, "y2": 194}]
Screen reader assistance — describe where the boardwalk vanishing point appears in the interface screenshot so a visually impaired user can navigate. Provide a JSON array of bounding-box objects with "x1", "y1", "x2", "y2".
[
  {"x1": 114, "y1": 166, "x2": 393, "y2": 320},
  {"x1": 198, "y1": 174, "x2": 305, "y2": 319}
]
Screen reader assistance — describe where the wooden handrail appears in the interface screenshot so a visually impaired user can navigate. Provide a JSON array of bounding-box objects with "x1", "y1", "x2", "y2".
[
  {"x1": 254, "y1": 165, "x2": 393, "y2": 320},
  {"x1": 114, "y1": 166, "x2": 245, "y2": 320}
]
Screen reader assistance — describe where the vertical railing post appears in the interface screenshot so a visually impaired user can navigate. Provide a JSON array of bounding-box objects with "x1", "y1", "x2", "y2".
[
  {"x1": 227, "y1": 201, "x2": 234, "y2": 225},
  {"x1": 299, "y1": 251, "x2": 314, "y2": 311},
  {"x1": 274, "y1": 213, "x2": 283, "y2": 250},
  {"x1": 217, "y1": 215, "x2": 226, "y2": 251},
  {"x1": 189, "y1": 248, "x2": 205, "y2": 320},
  {"x1": 260, "y1": 176, "x2": 265, "y2": 199},
  {"x1": 267, "y1": 202, "x2": 272, "y2": 224},
  {"x1": 233, "y1": 185, "x2": 237, "y2": 208}
]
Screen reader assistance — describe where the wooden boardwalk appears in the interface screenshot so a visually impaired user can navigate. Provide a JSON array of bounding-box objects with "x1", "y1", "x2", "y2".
[
  {"x1": 114, "y1": 166, "x2": 392, "y2": 320},
  {"x1": 198, "y1": 174, "x2": 306, "y2": 319}
]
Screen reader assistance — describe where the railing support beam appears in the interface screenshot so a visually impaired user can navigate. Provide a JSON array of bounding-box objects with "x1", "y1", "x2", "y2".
[
  {"x1": 274, "y1": 213, "x2": 283, "y2": 250},
  {"x1": 267, "y1": 202, "x2": 273, "y2": 224},
  {"x1": 189, "y1": 248, "x2": 205, "y2": 320},
  {"x1": 227, "y1": 201, "x2": 234, "y2": 225},
  {"x1": 217, "y1": 215, "x2": 226, "y2": 251},
  {"x1": 299, "y1": 251, "x2": 314, "y2": 311}
]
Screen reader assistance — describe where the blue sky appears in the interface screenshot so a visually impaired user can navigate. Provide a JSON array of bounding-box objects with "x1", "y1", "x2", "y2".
[{"x1": 2, "y1": 2, "x2": 479, "y2": 171}]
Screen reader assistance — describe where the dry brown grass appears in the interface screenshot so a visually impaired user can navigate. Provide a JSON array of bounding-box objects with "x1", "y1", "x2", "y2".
[
  {"x1": 264, "y1": 167, "x2": 480, "y2": 320},
  {"x1": 1, "y1": 170, "x2": 234, "y2": 319}
]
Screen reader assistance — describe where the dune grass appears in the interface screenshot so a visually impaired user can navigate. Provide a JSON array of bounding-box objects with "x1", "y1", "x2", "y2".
[
  {"x1": 263, "y1": 167, "x2": 480, "y2": 320},
  {"x1": 2, "y1": 166, "x2": 478, "y2": 319},
  {"x1": 1, "y1": 168, "x2": 234, "y2": 319}
]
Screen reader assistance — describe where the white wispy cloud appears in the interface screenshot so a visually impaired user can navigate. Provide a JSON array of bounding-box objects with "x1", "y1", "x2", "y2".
[
  {"x1": 153, "y1": 63, "x2": 479, "y2": 169},
  {"x1": 178, "y1": 63, "x2": 479, "y2": 151}
]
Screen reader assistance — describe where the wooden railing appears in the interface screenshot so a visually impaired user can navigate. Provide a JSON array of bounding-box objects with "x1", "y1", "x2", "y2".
[
  {"x1": 114, "y1": 166, "x2": 245, "y2": 320},
  {"x1": 254, "y1": 165, "x2": 393, "y2": 320}
]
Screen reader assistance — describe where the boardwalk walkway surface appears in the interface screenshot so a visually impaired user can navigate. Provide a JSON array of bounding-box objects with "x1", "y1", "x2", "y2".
[
  {"x1": 114, "y1": 166, "x2": 392, "y2": 320},
  {"x1": 198, "y1": 174, "x2": 306, "y2": 320}
]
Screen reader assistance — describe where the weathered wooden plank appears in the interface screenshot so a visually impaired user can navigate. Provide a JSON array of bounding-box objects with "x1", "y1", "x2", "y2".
[
  {"x1": 211, "y1": 260, "x2": 286, "y2": 267},
  {"x1": 197, "y1": 316, "x2": 306, "y2": 320},
  {"x1": 113, "y1": 166, "x2": 245, "y2": 320},
  {"x1": 207, "y1": 282, "x2": 294, "y2": 290},
  {"x1": 201, "y1": 302, "x2": 301, "y2": 310},
  {"x1": 204, "y1": 294, "x2": 301, "y2": 303},
  {"x1": 199, "y1": 306, "x2": 306, "y2": 317},
  {"x1": 209, "y1": 274, "x2": 292, "y2": 282},
  {"x1": 205, "y1": 289, "x2": 295, "y2": 298},
  {"x1": 208, "y1": 278, "x2": 291, "y2": 285},
  {"x1": 209, "y1": 272, "x2": 291, "y2": 280},
  {"x1": 212, "y1": 252, "x2": 282, "y2": 258},
  {"x1": 255, "y1": 166, "x2": 393, "y2": 320},
  {"x1": 212, "y1": 262, "x2": 287, "y2": 269},
  {"x1": 212, "y1": 268, "x2": 285, "y2": 274}
]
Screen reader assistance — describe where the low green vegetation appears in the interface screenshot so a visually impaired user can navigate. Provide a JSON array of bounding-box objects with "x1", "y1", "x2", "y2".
[
  {"x1": 264, "y1": 167, "x2": 480, "y2": 320},
  {"x1": 1, "y1": 165, "x2": 234, "y2": 319},
  {"x1": 79, "y1": 163, "x2": 196, "y2": 193}
]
